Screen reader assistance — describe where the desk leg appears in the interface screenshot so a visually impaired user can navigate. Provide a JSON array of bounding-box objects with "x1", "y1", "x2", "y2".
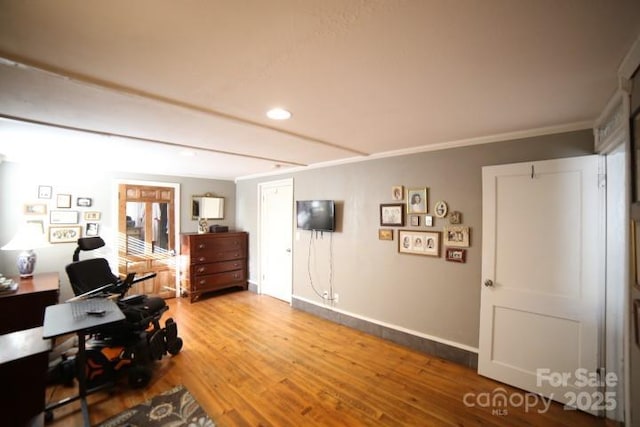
[{"x1": 76, "y1": 333, "x2": 90, "y2": 427}]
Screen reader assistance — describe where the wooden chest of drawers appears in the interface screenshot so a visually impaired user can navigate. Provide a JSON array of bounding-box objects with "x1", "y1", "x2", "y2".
[{"x1": 180, "y1": 232, "x2": 248, "y2": 302}]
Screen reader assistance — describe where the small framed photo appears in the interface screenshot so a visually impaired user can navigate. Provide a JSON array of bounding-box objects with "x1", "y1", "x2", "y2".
[
  {"x1": 443, "y1": 225, "x2": 470, "y2": 248},
  {"x1": 424, "y1": 215, "x2": 433, "y2": 227},
  {"x1": 380, "y1": 203, "x2": 404, "y2": 226},
  {"x1": 398, "y1": 230, "x2": 440, "y2": 257},
  {"x1": 449, "y1": 211, "x2": 462, "y2": 224},
  {"x1": 24, "y1": 203, "x2": 47, "y2": 215},
  {"x1": 378, "y1": 229, "x2": 394, "y2": 241},
  {"x1": 77, "y1": 197, "x2": 92, "y2": 207},
  {"x1": 84, "y1": 211, "x2": 101, "y2": 221},
  {"x1": 86, "y1": 222, "x2": 100, "y2": 237},
  {"x1": 50, "y1": 210, "x2": 79, "y2": 224},
  {"x1": 434, "y1": 200, "x2": 448, "y2": 218},
  {"x1": 407, "y1": 188, "x2": 428, "y2": 214},
  {"x1": 49, "y1": 226, "x2": 82, "y2": 244},
  {"x1": 56, "y1": 194, "x2": 72, "y2": 208},
  {"x1": 446, "y1": 248, "x2": 467, "y2": 263},
  {"x1": 409, "y1": 215, "x2": 420, "y2": 226},
  {"x1": 38, "y1": 185, "x2": 52, "y2": 199},
  {"x1": 391, "y1": 185, "x2": 404, "y2": 201}
]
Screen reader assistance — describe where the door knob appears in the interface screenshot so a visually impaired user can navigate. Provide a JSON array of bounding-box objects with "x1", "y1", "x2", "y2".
[
  {"x1": 285, "y1": 248, "x2": 291, "y2": 253},
  {"x1": 484, "y1": 279, "x2": 494, "y2": 287}
]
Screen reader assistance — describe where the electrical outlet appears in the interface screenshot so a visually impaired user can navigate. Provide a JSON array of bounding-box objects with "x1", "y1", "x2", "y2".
[
  {"x1": 322, "y1": 291, "x2": 328, "y2": 299},
  {"x1": 334, "y1": 293, "x2": 339, "y2": 303}
]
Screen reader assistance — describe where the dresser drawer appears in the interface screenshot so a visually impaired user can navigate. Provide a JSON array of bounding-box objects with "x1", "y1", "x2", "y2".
[
  {"x1": 192, "y1": 260, "x2": 244, "y2": 276},
  {"x1": 191, "y1": 236, "x2": 245, "y2": 255},
  {"x1": 191, "y1": 248, "x2": 245, "y2": 264},
  {"x1": 192, "y1": 270, "x2": 246, "y2": 291}
]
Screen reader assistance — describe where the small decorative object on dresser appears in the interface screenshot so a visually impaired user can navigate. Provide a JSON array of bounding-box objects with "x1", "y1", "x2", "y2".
[{"x1": 180, "y1": 232, "x2": 248, "y2": 303}]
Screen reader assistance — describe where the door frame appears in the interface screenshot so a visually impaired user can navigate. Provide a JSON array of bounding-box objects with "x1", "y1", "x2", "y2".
[
  {"x1": 113, "y1": 179, "x2": 181, "y2": 297},
  {"x1": 257, "y1": 178, "x2": 293, "y2": 302}
]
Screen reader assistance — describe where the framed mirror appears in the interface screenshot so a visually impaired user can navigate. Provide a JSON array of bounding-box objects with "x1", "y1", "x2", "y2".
[{"x1": 192, "y1": 194, "x2": 224, "y2": 220}]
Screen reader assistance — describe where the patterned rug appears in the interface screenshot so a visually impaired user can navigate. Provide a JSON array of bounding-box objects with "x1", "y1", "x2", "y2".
[{"x1": 96, "y1": 385, "x2": 215, "y2": 427}]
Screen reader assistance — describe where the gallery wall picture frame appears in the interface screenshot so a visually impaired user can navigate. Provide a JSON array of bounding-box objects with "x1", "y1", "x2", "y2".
[
  {"x1": 443, "y1": 225, "x2": 470, "y2": 248},
  {"x1": 378, "y1": 229, "x2": 394, "y2": 241},
  {"x1": 38, "y1": 185, "x2": 52, "y2": 199},
  {"x1": 49, "y1": 226, "x2": 82, "y2": 244},
  {"x1": 410, "y1": 215, "x2": 420, "y2": 226},
  {"x1": 77, "y1": 197, "x2": 92, "y2": 207},
  {"x1": 380, "y1": 203, "x2": 404, "y2": 226},
  {"x1": 406, "y1": 188, "x2": 428, "y2": 214},
  {"x1": 27, "y1": 220, "x2": 45, "y2": 234},
  {"x1": 84, "y1": 211, "x2": 101, "y2": 221},
  {"x1": 398, "y1": 230, "x2": 440, "y2": 257},
  {"x1": 86, "y1": 222, "x2": 99, "y2": 237},
  {"x1": 434, "y1": 200, "x2": 448, "y2": 218},
  {"x1": 24, "y1": 203, "x2": 47, "y2": 215},
  {"x1": 424, "y1": 215, "x2": 433, "y2": 227},
  {"x1": 50, "y1": 210, "x2": 79, "y2": 224},
  {"x1": 56, "y1": 194, "x2": 72, "y2": 208},
  {"x1": 391, "y1": 185, "x2": 404, "y2": 201},
  {"x1": 446, "y1": 248, "x2": 467, "y2": 263},
  {"x1": 449, "y1": 211, "x2": 462, "y2": 224}
]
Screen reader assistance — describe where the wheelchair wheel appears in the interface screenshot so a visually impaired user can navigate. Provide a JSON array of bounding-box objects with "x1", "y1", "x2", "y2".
[
  {"x1": 167, "y1": 337, "x2": 183, "y2": 355},
  {"x1": 128, "y1": 365, "x2": 152, "y2": 389}
]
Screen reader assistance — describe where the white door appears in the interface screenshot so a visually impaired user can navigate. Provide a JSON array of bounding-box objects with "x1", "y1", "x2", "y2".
[
  {"x1": 259, "y1": 179, "x2": 293, "y2": 303},
  {"x1": 479, "y1": 156, "x2": 602, "y2": 413}
]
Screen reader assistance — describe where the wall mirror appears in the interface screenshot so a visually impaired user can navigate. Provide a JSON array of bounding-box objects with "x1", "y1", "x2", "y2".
[{"x1": 192, "y1": 194, "x2": 224, "y2": 220}]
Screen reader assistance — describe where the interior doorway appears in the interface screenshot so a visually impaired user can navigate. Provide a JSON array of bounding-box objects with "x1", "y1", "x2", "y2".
[
  {"x1": 117, "y1": 182, "x2": 180, "y2": 299},
  {"x1": 258, "y1": 178, "x2": 293, "y2": 303}
]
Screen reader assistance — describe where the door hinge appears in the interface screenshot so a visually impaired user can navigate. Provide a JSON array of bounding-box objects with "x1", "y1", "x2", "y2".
[{"x1": 598, "y1": 173, "x2": 606, "y2": 189}]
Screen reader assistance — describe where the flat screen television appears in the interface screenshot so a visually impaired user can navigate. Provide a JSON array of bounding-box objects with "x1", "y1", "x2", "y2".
[{"x1": 296, "y1": 200, "x2": 335, "y2": 231}]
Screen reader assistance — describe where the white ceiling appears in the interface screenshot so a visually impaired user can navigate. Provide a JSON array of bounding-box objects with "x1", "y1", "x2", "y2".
[{"x1": 0, "y1": 1, "x2": 639, "y2": 180}]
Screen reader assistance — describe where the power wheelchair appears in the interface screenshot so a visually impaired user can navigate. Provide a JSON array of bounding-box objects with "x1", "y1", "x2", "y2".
[{"x1": 48, "y1": 236, "x2": 183, "y2": 389}]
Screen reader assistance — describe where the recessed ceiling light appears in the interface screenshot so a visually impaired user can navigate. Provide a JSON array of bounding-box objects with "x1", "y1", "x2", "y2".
[{"x1": 266, "y1": 108, "x2": 292, "y2": 120}]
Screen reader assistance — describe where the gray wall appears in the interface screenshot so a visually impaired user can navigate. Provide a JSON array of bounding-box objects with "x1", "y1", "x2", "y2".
[
  {"x1": 0, "y1": 161, "x2": 235, "y2": 302},
  {"x1": 236, "y1": 130, "x2": 594, "y2": 349}
]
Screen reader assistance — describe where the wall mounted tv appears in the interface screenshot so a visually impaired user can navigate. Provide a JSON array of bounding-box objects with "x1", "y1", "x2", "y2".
[{"x1": 296, "y1": 200, "x2": 335, "y2": 232}]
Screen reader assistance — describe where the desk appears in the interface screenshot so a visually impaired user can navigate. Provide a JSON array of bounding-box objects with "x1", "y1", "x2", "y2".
[
  {"x1": 0, "y1": 327, "x2": 51, "y2": 426},
  {"x1": 0, "y1": 272, "x2": 59, "y2": 335},
  {"x1": 43, "y1": 299, "x2": 124, "y2": 426}
]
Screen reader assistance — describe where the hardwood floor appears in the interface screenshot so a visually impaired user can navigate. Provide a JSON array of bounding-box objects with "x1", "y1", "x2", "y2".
[{"x1": 46, "y1": 291, "x2": 610, "y2": 426}]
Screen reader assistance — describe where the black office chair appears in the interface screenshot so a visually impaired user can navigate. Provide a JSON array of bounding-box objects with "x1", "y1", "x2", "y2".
[{"x1": 51, "y1": 237, "x2": 182, "y2": 388}]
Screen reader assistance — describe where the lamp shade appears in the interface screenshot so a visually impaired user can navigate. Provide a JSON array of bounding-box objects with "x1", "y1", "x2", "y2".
[{"x1": 1, "y1": 222, "x2": 50, "y2": 278}]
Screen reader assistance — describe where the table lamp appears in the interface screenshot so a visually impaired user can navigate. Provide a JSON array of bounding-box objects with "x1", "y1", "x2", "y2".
[{"x1": 1, "y1": 222, "x2": 50, "y2": 278}]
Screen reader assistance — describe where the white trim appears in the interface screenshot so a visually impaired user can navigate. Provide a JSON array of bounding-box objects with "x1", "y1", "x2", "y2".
[
  {"x1": 113, "y1": 178, "x2": 181, "y2": 297},
  {"x1": 619, "y1": 33, "x2": 640, "y2": 80},
  {"x1": 292, "y1": 295, "x2": 479, "y2": 354},
  {"x1": 236, "y1": 120, "x2": 592, "y2": 182}
]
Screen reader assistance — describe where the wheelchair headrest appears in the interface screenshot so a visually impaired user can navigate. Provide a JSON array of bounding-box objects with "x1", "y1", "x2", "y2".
[
  {"x1": 73, "y1": 237, "x2": 106, "y2": 262},
  {"x1": 78, "y1": 237, "x2": 106, "y2": 251}
]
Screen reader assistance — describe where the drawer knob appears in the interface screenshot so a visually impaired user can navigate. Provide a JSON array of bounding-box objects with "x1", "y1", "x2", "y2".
[
  {"x1": 197, "y1": 267, "x2": 205, "y2": 273},
  {"x1": 198, "y1": 257, "x2": 206, "y2": 262},
  {"x1": 199, "y1": 280, "x2": 206, "y2": 285},
  {"x1": 198, "y1": 244, "x2": 206, "y2": 249}
]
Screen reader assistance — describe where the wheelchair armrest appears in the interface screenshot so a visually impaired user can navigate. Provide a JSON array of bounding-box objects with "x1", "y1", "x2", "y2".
[{"x1": 131, "y1": 273, "x2": 157, "y2": 285}]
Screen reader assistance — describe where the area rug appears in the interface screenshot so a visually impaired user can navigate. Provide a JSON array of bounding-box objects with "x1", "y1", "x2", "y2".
[{"x1": 96, "y1": 385, "x2": 215, "y2": 427}]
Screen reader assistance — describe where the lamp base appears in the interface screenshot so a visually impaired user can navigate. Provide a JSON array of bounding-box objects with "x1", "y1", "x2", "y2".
[{"x1": 17, "y1": 249, "x2": 36, "y2": 278}]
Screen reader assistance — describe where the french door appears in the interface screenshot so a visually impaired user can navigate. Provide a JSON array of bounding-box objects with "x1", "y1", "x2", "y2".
[{"x1": 118, "y1": 183, "x2": 177, "y2": 299}]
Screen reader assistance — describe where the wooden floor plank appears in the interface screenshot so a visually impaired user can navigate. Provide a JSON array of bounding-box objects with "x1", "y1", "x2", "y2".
[{"x1": 46, "y1": 291, "x2": 611, "y2": 426}]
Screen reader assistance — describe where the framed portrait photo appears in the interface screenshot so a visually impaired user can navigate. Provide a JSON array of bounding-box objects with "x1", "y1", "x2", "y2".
[
  {"x1": 410, "y1": 215, "x2": 420, "y2": 226},
  {"x1": 391, "y1": 185, "x2": 404, "y2": 201},
  {"x1": 434, "y1": 200, "x2": 448, "y2": 218},
  {"x1": 380, "y1": 203, "x2": 404, "y2": 226},
  {"x1": 398, "y1": 230, "x2": 440, "y2": 257},
  {"x1": 446, "y1": 248, "x2": 467, "y2": 263},
  {"x1": 424, "y1": 215, "x2": 433, "y2": 227},
  {"x1": 443, "y1": 225, "x2": 470, "y2": 248},
  {"x1": 407, "y1": 188, "x2": 428, "y2": 214}
]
